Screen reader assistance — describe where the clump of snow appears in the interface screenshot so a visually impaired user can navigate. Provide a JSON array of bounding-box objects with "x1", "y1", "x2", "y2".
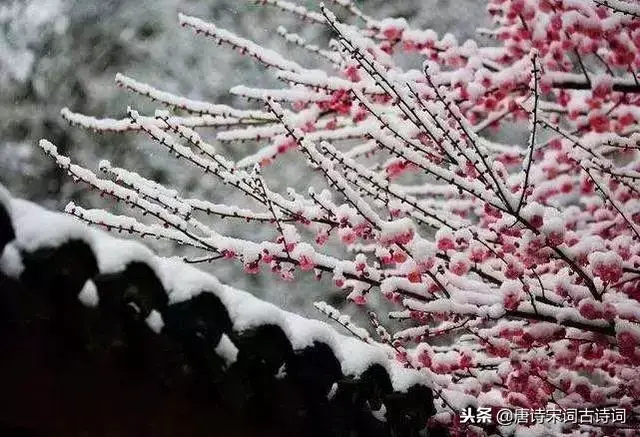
[
  {"x1": 145, "y1": 309, "x2": 164, "y2": 334},
  {"x1": 379, "y1": 218, "x2": 415, "y2": 246},
  {"x1": 0, "y1": 183, "x2": 12, "y2": 217},
  {"x1": 0, "y1": 242, "x2": 24, "y2": 278},
  {"x1": 370, "y1": 404, "x2": 387, "y2": 422},
  {"x1": 92, "y1": 235, "x2": 157, "y2": 274},
  {"x1": 11, "y1": 199, "x2": 92, "y2": 253},
  {"x1": 327, "y1": 382, "x2": 338, "y2": 400},
  {"x1": 215, "y1": 333, "x2": 238, "y2": 365},
  {"x1": 388, "y1": 365, "x2": 431, "y2": 393},
  {"x1": 615, "y1": 317, "x2": 640, "y2": 338},
  {"x1": 9, "y1": 196, "x2": 157, "y2": 276},
  {"x1": 336, "y1": 336, "x2": 389, "y2": 377},
  {"x1": 78, "y1": 279, "x2": 99, "y2": 307}
]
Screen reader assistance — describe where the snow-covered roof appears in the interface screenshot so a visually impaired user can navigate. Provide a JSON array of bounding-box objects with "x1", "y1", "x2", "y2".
[{"x1": 0, "y1": 185, "x2": 444, "y2": 436}]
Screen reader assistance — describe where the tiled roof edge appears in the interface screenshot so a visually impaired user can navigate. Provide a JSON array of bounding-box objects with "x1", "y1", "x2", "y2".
[{"x1": 0, "y1": 187, "x2": 448, "y2": 437}]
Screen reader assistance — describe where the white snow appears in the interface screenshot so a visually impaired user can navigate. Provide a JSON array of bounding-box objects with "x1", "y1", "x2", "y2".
[
  {"x1": 178, "y1": 13, "x2": 303, "y2": 73},
  {"x1": 214, "y1": 333, "x2": 239, "y2": 365},
  {"x1": 78, "y1": 279, "x2": 99, "y2": 307},
  {"x1": 145, "y1": 309, "x2": 165, "y2": 334},
  {"x1": 0, "y1": 183, "x2": 12, "y2": 216},
  {"x1": 0, "y1": 242, "x2": 24, "y2": 278},
  {"x1": 327, "y1": 382, "x2": 338, "y2": 400},
  {"x1": 370, "y1": 403, "x2": 387, "y2": 422},
  {"x1": 2, "y1": 192, "x2": 430, "y2": 390},
  {"x1": 11, "y1": 198, "x2": 93, "y2": 253}
]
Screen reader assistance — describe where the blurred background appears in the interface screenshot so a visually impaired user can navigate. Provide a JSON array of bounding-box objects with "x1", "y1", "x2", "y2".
[{"x1": 0, "y1": 0, "x2": 486, "y2": 318}]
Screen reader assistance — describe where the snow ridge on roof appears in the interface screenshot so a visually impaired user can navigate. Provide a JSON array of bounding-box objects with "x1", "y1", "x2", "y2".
[{"x1": 0, "y1": 185, "x2": 444, "y2": 437}]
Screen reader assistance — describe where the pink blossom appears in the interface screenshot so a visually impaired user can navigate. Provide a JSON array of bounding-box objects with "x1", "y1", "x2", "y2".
[
  {"x1": 529, "y1": 214, "x2": 543, "y2": 229},
  {"x1": 546, "y1": 231, "x2": 564, "y2": 247},
  {"x1": 589, "y1": 252, "x2": 623, "y2": 283},
  {"x1": 437, "y1": 237, "x2": 455, "y2": 251},
  {"x1": 350, "y1": 295, "x2": 367, "y2": 305},
  {"x1": 243, "y1": 261, "x2": 260, "y2": 274},
  {"x1": 385, "y1": 160, "x2": 409, "y2": 179},
  {"x1": 484, "y1": 203, "x2": 502, "y2": 218},
  {"x1": 578, "y1": 299, "x2": 604, "y2": 320},
  {"x1": 504, "y1": 262, "x2": 523, "y2": 280},
  {"x1": 280, "y1": 270, "x2": 294, "y2": 281},
  {"x1": 392, "y1": 251, "x2": 407, "y2": 264},
  {"x1": 449, "y1": 257, "x2": 470, "y2": 276},
  {"x1": 344, "y1": 65, "x2": 360, "y2": 82},
  {"x1": 261, "y1": 250, "x2": 274, "y2": 263},
  {"x1": 469, "y1": 247, "x2": 488, "y2": 263},
  {"x1": 340, "y1": 231, "x2": 356, "y2": 245},
  {"x1": 588, "y1": 114, "x2": 610, "y2": 133},
  {"x1": 407, "y1": 271, "x2": 422, "y2": 283},
  {"x1": 315, "y1": 231, "x2": 329, "y2": 246},
  {"x1": 503, "y1": 285, "x2": 523, "y2": 311},
  {"x1": 298, "y1": 255, "x2": 315, "y2": 271},
  {"x1": 382, "y1": 26, "x2": 402, "y2": 41}
]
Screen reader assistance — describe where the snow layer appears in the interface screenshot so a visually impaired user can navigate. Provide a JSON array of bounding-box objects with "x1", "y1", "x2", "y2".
[{"x1": 0, "y1": 189, "x2": 432, "y2": 392}]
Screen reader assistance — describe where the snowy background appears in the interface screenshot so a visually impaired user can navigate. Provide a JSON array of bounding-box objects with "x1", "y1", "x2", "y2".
[{"x1": 0, "y1": 0, "x2": 486, "y2": 317}]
